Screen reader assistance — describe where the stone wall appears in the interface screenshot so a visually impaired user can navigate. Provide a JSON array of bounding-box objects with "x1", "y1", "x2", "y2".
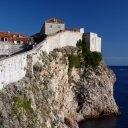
[
  {"x1": 0, "y1": 44, "x2": 24, "y2": 56},
  {"x1": 40, "y1": 31, "x2": 83, "y2": 53},
  {"x1": 0, "y1": 44, "x2": 10, "y2": 55},
  {"x1": 0, "y1": 53, "x2": 27, "y2": 89},
  {"x1": 0, "y1": 31, "x2": 83, "y2": 89},
  {"x1": 40, "y1": 22, "x2": 65, "y2": 35},
  {"x1": 83, "y1": 32, "x2": 101, "y2": 52}
]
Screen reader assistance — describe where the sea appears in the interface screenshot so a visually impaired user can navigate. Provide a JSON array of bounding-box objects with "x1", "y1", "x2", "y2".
[{"x1": 79, "y1": 66, "x2": 128, "y2": 128}]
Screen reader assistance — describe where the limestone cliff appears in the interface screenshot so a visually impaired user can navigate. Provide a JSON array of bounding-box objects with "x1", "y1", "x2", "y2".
[{"x1": 0, "y1": 46, "x2": 119, "y2": 128}]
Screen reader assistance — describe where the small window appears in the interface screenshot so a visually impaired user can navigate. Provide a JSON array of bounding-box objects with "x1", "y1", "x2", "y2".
[
  {"x1": 49, "y1": 25, "x2": 52, "y2": 28},
  {"x1": 58, "y1": 25, "x2": 61, "y2": 28}
]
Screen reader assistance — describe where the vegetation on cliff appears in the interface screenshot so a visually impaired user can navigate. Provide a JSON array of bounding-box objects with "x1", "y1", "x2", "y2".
[
  {"x1": 68, "y1": 54, "x2": 81, "y2": 69},
  {"x1": 76, "y1": 39, "x2": 102, "y2": 68},
  {"x1": 68, "y1": 39, "x2": 102, "y2": 71}
]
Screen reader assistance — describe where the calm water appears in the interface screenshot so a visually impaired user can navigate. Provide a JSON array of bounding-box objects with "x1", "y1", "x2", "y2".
[{"x1": 79, "y1": 66, "x2": 128, "y2": 128}]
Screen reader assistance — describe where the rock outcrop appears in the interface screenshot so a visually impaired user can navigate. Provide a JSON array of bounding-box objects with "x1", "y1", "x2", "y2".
[{"x1": 0, "y1": 46, "x2": 119, "y2": 128}]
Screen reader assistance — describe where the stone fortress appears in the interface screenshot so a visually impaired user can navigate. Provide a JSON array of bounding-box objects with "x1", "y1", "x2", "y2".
[
  {"x1": 40, "y1": 18, "x2": 101, "y2": 52},
  {"x1": 0, "y1": 18, "x2": 102, "y2": 89}
]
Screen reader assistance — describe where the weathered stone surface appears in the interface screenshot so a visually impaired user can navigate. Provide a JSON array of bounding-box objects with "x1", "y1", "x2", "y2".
[{"x1": 0, "y1": 46, "x2": 119, "y2": 128}]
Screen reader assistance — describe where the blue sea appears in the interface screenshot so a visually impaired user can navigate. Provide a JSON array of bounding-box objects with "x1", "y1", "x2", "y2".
[{"x1": 79, "y1": 66, "x2": 128, "y2": 128}]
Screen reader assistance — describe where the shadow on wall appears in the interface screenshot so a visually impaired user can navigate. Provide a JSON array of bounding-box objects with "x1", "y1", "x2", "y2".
[{"x1": 31, "y1": 33, "x2": 47, "y2": 44}]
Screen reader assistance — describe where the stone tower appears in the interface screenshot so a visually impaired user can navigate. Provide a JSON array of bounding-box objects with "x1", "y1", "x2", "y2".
[{"x1": 40, "y1": 18, "x2": 65, "y2": 35}]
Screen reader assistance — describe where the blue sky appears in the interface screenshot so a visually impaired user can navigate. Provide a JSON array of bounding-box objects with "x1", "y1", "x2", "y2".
[{"x1": 0, "y1": 0, "x2": 128, "y2": 65}]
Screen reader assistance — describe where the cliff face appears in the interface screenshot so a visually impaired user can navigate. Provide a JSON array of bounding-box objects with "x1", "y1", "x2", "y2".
[{"x1": 0, "y1": 46, "x2": 119, "y2": 128}]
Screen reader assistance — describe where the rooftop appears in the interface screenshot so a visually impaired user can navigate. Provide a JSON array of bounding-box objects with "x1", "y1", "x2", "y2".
[{"x1": 46, "y1": 18, "x2": 64, "y2": 24}]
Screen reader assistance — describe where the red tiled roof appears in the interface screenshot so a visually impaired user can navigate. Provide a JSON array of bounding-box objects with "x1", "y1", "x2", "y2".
[
  {"x1": 46, "y1": 18, "x2": 64, "y2": 24},
  {"x1": 0, "y1": 32, "x2": 32, "y2": 44},
  {"x1": 0, "y1": 32, "x2": 24, "y2": 38}
]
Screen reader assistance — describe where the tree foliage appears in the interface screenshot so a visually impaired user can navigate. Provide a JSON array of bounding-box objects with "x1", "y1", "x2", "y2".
[
  {"x1": 76, "y1": 39, "x2": 102, "y2": 68},
  {"x1": 31, "y1": 33, "x2": 47, "y2": 43},
  {"x1": 68, "y1": 54, "x2": 81, "y2": 69}
]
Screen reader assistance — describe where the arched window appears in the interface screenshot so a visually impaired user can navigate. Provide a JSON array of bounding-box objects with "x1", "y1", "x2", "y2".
[
  {"x1": 1, "y1": 37, "x2": 4, "y2": 41},
  {"x1": 1, "y1": 37, "x2": 8, "y2": 42},
  {"x1": 4, "y1": 37, "x2": 8, "y2": 41}
]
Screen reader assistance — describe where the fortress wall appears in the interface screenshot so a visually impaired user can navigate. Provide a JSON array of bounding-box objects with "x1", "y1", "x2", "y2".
[
  {"x1": 89, "y1": 33, "x2": 101, "y2": 52},
  {"x1": 0, "y1": 31, "x2": 83, "y2": 89},
  {"x1": 0, "y1": 54, "x2": 27, "y2": 89},
  {"x1": 41, "y1": 31, "x2": 83, "y2": 53},
  {"x1": 83, "y1": 32, "x2": 101, "y2": 52}
]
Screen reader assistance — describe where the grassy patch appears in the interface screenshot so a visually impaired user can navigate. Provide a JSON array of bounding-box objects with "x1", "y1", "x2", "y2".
[
  {"x1": 14, "y1": 97, "x2": 33, "y2": 112},
  {"x1": 68, "y1": 54, "x2": 81, "y2": 69}
]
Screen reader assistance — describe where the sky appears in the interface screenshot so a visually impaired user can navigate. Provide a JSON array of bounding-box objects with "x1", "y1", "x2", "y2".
[{"x1": 0, "y1": 0, "x2": 128, "y2": 65}]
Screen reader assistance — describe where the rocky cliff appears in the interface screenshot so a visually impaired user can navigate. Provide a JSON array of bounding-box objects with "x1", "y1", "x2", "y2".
[{"x1": 0, "y1": 46, "x2": 119, "y2": 128}]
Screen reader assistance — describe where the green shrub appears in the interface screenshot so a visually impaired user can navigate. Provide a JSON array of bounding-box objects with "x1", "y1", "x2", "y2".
[
  {"x1": 76, "y1": 40, "x2": 90, "y2": 55},
  {"x1": 85, "y1": 52, "x2": 102, "y2": 68},
  {"x1": 22, "y1": 99, "x2": 32, "y2": 111},
  {"x1": 76, "y1": 39, "x2": 102, "y2": 68},
  {"x1": 76, "y1": 40, "x2": 83, "y2": 49},
  {"x1": 14, "y1": 97, "x2": 32, "y2": 112},
  {"x1": 68, "y1": 54, "x2": 81, "y2": 69},
  {"x1": 33, "y1": 62, "x2": 42, "y2": 72}
]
